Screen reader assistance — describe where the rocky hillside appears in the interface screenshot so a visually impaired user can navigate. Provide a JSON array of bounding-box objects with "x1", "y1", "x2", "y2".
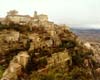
[{"x1": 0, "y1": 22, "x2": 99, "y2": 80}]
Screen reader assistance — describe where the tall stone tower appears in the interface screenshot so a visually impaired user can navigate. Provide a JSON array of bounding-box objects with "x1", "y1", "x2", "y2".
[{"x1": 34, "y1": 11, "x2": 38, "y2": 17}]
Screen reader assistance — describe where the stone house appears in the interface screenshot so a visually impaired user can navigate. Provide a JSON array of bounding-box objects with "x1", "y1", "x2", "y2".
[
  {"x1": 1, "y1": 10, "x2": 49, "y2": 26},
  {"x1": 0, "y1": 18, "x2": 6, "y2": 24},
  {"x1": 38, "y1": 14, "x2": 48, "y2": 22},
  {"x1": 29, "y1": 12, "x2": 48, "y2": 27},
  {"x1": 4, "y1": 30, "x2": 20, "y2": 43},
  {"x1": 5, "y1": 10, "x2": 31, "y2": 25},
  {"x1": 6, "y1": 15, "x2": 31, "y2": 25},
  {"x1": 47, "y1": 51, "x2": 70, "y2": 66},
  {"x1": 33, "y1": 11, "x2": 48, "y2": 22}
]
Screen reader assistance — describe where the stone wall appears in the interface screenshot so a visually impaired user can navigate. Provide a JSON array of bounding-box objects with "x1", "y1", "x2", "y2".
[
  {"x1": 6, "y1": 15, "x2": 31, "y2": 24},
  {"x1": 47, "y1": 50, "x2": 70, "y2": 67},
  {"x1": 38, "y1": 14, "x2": 48, "y2": 22}
]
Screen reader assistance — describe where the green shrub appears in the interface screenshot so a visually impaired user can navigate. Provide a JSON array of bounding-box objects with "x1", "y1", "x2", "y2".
[
  {"x1": 61, "y1": 40, "x2": 76, "y2": 49},
  {"x1": 38, "y1": 57, "x2": 47, "y2": 67},
  {"x1": 0, "y1": 65, "x2": 5, "y2": 79}
]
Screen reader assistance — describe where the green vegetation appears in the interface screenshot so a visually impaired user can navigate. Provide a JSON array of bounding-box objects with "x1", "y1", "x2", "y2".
[
  {"x1": 30, "y1": 62, "x2": 92, "y2": 80},
  {"x1": 60, "y1": 40, "x2": 76, "y2": 49},
  {"x1": 0, "y1": 65, "x2": 5, "y2": 78}
]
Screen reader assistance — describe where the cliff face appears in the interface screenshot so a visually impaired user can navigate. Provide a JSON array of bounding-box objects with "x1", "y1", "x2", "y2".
[{"x1": 0, "y1": 21, "x2": 98, "y2": 80}]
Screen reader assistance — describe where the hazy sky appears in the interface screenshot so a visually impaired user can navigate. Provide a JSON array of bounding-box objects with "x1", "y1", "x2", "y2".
[{"x1": 0, "y1": 0, "x2": 100, "y2": 28}]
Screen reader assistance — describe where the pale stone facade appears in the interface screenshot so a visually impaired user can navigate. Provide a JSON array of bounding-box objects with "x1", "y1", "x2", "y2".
[
  {"x1": 0, "y1": 30, "x2": 20, "y2": 43},
  {"x1": 47, "y1": 50, "x2": 70, "y2": 66},
  {"x1": 1, "y1": 51, "x2": 29, "y2": 80},
  {"x1": 0, "y1": 10, "x2": 70, "y2": 32},
  {"x1": 0, "y1": 18, "x2": 6, "y2": 24},
  {"x1": 38, "y1": 14, "x2": 48, "y2": 22},
  {"x1": 3, "y1": 10, "x2": 48, "y2": 27},
  {"x1": 4, "y1": 30, "x2": 20, "y2": 43},
  {"x1": 5, "y1": 11, "x2": 48, "y2": 25},
  {"x1": 6, "y1": 15, "x2": 31, "y2": 25}
]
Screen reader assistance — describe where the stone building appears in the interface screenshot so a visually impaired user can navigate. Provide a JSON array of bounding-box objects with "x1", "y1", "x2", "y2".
[
  {"x1": 38, "y1": 14, "x2": 48, "y2": 22},
  {"x1": 29, "y1": 11, "x2": 48, "y2": 27},
  {"x1": 0, "y1": 18, "x2": 5, "y2": 24},
  {"x1": 0, "y1": 30, "x2": 19, "y2": 42},
  {"x1": 5, "y1": 10, "x2": 31, "y2": 25},
  {"x1": 6, "y1": 15, "x2": 31, "y2": 25},
  {"x1": 47, "y1": 50, "x2": 70, "y2": 67},
  {"x1": 33, "y1": 11, "x2": 48, "y2": 22},
  {"x1": 1, "y1": 51, "x2": 29, "y2": 80},
  {"x1": 1, "y1": 10, "x2": 48, "y2": 26}
]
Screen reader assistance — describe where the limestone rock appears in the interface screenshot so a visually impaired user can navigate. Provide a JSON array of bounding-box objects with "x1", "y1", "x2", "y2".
[
  {"x1": 0, "y1": 11, "x2": 97, "y2": 80},
  {"x1": 1, "y1": 51, "x2": 29, "y2": 80}
]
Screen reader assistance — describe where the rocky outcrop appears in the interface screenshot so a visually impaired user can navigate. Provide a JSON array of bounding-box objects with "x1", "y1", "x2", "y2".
[
  {"x1": 0, "y1": 18, "x2": 97, "y2": 80},
  {"x1": 1, "y1": 51, "x2": 29, "y2": 80}
]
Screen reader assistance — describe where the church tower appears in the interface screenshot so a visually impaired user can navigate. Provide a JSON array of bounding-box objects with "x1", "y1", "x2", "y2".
[{"x1": 34, "y1": 11, "x2": 37, "y2": 17}]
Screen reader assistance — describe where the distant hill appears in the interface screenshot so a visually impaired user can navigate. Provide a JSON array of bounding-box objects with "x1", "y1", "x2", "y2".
[{"x1": 72, "y1": 28, "x2": 100, "y2": 42}]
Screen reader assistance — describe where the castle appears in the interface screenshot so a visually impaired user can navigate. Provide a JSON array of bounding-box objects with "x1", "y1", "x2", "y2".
[
  {"x1": 0, "y1": 10, "x2": 48, "y2": 25},
  {"x1": 0, "y1": 10, "x2": 70, "y2": 31}
]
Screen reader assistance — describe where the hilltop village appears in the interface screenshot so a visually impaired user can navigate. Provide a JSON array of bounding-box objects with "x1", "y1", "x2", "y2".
[
  {"x1": 0, "y1": 10, "x2": 99, "y2": 80},
  {"x1": 0, "y1": 10, "x2": 69, "y2": 30},
  {"x1": 0, "y1": 10, "x2": 48, "y2": 24}
]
